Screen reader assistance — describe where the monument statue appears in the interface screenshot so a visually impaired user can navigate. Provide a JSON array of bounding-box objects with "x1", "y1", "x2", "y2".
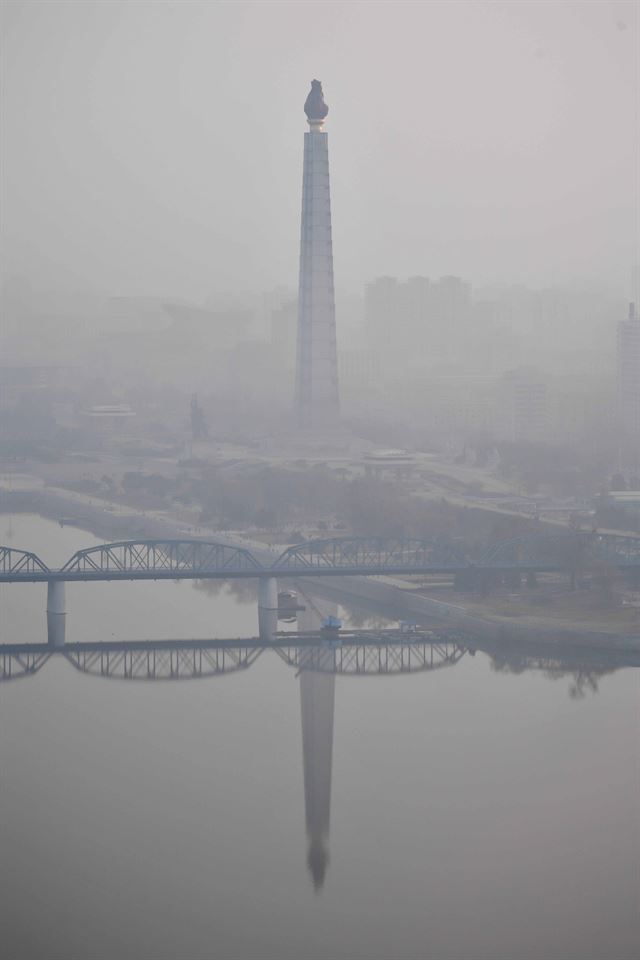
[{"x1": 304, "y1": 79, "x2": 329, "y2": 122}]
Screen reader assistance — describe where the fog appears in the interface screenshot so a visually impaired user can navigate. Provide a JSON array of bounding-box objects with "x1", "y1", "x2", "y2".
[
  {"x1": 2, "y1": 1, "x2": 637, "y2": 298},
  {"x1": 1, "y1": 5, "x2": 640, "y2": 960}
]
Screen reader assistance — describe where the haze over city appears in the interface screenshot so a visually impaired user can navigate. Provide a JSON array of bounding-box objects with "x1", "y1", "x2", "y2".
[
  {"x1": 1, "y1": 3, "x2": 639, "y2": 960},
  {"x1": 2, "y1": 0, "x2": 637, "y2": 298}
]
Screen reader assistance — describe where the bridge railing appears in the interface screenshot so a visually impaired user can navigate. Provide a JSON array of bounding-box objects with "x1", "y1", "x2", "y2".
[
  {"x1": 273, "y1": 537, "x2": 468, "y2": 572},
  {"x1": 477, "y1": 531, "x2": 640, "y2": 568},
  {"x1": 0, "y1": 546, "x2": 49, "y2": 576},
  {"x1": 60, "y1": 539, "x2": 264, "y2": 575}
]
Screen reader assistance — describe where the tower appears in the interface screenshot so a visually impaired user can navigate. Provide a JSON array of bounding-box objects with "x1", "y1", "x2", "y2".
[{"x1": 294, "y1": 80, "x2": 340, "y2": 429}]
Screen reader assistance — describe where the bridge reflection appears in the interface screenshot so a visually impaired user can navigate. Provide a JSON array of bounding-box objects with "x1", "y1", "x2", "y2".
[
  {"x1": 0, "y1": 632, "x2": 468, "y2": 683},
  {"x1": 1, "y1": 633, "x2": 632, "y2": 685},
  {"x1": 0, "y1": 616, "x2": 467, "y2": 891},
  {"x1": 275, "y1": 639, "x2": 465, "y2": 676},
  {"x1": 1, "y1": 624, "x2": 636, "y2": 892}
]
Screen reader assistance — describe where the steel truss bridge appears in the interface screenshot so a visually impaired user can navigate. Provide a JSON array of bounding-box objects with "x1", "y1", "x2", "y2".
[
  {"x1": 3, "y1": 633, "x2": 635, "y2": 686},
  {"x1": 1, "y1": 532, "x2": 640, "y2": 584},
  {"x1": 0, "y1": 631, "x2": 467, "y2": 683}
]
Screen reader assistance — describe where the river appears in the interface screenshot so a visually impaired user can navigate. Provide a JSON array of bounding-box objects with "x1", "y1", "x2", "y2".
[{"x1": 0, "y1": 514, "x2": 638, "y2": 959}]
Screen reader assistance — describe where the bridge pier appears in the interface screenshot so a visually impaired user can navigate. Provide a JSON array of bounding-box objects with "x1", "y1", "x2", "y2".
[
  {"x1": 46, "y1": 580, "x2": 66, "y2": 648},
  {"x1": 258, "y1": 577, "x2": 278, "y2": 642}
]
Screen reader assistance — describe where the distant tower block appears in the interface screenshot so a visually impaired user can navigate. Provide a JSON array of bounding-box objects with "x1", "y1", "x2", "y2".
[
  {"x1": 617, "y1": 301, "x2": 640, "y2": 469},
  {"x1": 294, "y1": 80, "x2": 340, "y2": 429}
]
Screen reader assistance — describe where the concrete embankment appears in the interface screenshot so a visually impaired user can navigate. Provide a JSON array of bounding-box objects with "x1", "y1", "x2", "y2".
[{"x1": 299, "y1": 575, "x2": 640, "y2": 654}]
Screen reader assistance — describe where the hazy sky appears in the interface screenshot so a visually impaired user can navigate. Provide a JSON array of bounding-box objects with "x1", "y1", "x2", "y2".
[{"x1": 1, "y1": 0, "x2": 638, "y2": 300}]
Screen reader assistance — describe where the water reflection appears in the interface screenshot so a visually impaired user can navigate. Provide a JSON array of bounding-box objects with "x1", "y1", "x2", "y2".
[
  {"x1": 296, "y1": 589, "x2": 336, "y2": 890},
  {"x1": 299, "y1": 647, "x2": 335, "y2": 890},
  {"x1": 2, "y1": 517, "x2": 638, "y2": 958},
  {"x1": 46, "y1": 611, "x2": 66, "y2": 649},
  {"x1": 0, "y1": 635, "x2": 468, "y2": 682},
  {"x1": 479, "y1": 638, "x2": 635, "y2": 699},
  {"x1": 1, "y1": 622, "x2": 637, "y2": 894}
]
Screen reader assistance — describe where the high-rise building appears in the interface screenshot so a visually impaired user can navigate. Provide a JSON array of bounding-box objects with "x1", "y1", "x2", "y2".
[
  {"x1": 364, "y1": 274, "x2": 471, "y2": 358},
  {"x1": 617, "y1": 302, "x2": 640, "y2": 467},
  {"x1": 294, "y1": 81, "x2": 340, "y2": 429},
  {"x1": 364, "y1": 276, "x2": 400, "y2": 349},
  {"x1": 431, "y1": 275, "x2": 472, "y2": 326},
  {"x1": 502, "y1": 367, "x2": 548, "y2": 443}
]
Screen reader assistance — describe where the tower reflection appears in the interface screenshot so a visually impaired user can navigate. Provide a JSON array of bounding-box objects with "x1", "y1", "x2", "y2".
[
  {"x1": 0, "y1": 609, "x2": 624, "y2": 896},
  {"x1": 296, "y1": 589, "x2": 338, "y2": 890},
  {"x1": 299, "y1": 646, "x2": 335, "y2": 890}
]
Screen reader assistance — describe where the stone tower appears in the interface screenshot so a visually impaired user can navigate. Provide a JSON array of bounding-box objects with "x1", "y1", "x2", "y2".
[{"x1": 294, "y1": 80, "x2": 340, "y2": 429}]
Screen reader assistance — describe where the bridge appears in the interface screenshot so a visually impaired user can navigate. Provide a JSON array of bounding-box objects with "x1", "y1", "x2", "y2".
[
  {"x1": 2, "y1": 532, "x2": 640, "y2": 583},
  {"x1": 0, "y1": 630, "x2": 468, "y2": 683},
  {"x1": 2, "y1": 533, "x2": 640, "y2": 637},
  {"x1": 0, "y1": 540, "x2": 263, "y2": 583}
]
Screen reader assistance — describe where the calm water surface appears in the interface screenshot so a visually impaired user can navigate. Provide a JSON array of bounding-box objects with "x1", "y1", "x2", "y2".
[{"x1": 0, "y1": 515, "x2": 638, "y2": 959}]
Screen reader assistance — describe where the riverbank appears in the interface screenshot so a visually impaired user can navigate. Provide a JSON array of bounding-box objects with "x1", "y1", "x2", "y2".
[
  {"x1": 300, "y1": 574, "x2": 640, "y2": 653},
  {"x1": 2, "y1": 484, "x2": 639, "y2": 653},
  {"x1": 0, "y1": 483, "x2": 278, "y2": 563}
]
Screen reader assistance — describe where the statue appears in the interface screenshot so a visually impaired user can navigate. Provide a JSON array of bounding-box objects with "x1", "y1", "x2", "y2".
[{"x1": 304, "y1": 80, "x2": 329, "y2": 122}]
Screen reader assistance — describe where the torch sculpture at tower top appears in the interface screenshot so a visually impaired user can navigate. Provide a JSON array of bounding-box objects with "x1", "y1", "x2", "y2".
[{"x1": 294, "y1": 80, "x2": 340, "y2": 429}]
